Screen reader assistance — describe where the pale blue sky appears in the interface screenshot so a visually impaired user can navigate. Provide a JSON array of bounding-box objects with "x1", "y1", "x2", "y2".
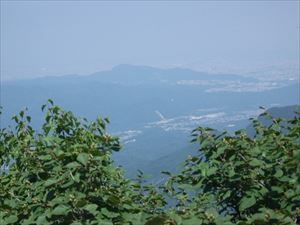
[{"x1": 1, "y1": 1, "x2": 299, "y2": 80}]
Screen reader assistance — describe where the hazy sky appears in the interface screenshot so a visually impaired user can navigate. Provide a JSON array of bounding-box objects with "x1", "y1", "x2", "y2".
[{"x1": 1, "y1": 1, "x2": 299, "y2": 80}]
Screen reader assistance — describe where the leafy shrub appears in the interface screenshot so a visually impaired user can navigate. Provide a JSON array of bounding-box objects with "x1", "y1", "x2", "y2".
[
  {"x1": 163, "y1": 108, "x2": 300, "y2": 224},
  {"x1": 0, "y1": 101, "x2": 164, "y2": 224},
  {"x1": 1, "y1": 101, "x2": 299, "y2": 225}
]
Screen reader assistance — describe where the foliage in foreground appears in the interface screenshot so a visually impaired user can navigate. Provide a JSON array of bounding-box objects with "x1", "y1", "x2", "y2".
[
  {"x1": 164, "y1": 108, "x2": 300, "y2": 224},
  {"x1": 0, "y1": 101, "x2": 299, "y2": 225}
]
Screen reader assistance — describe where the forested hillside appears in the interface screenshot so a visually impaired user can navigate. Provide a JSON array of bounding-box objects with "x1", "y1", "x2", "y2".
[{"x1": 1, "y1": 101, "x2": 299, "y2": 224}]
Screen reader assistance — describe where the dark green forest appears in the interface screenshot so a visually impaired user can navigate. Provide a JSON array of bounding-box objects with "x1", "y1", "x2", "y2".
[{"x1": 1, "y1": 101, "x2": 299, "y2": 225}]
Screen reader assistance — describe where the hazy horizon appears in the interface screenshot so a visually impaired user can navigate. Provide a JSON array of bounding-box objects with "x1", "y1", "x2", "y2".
[
  {"x1": 1, "y1": 1, "x2": 299, "y2": 183},
  {"x1": 1, "y1": 1, "x2": 299, "y2": 81}
]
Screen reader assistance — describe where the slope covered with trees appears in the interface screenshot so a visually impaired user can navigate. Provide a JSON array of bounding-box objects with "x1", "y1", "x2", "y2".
[{"x1": 1, "y1": 101, "x2": 299, "y2": 224}]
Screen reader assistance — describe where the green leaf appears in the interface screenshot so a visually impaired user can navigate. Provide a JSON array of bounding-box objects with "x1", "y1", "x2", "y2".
[
  {"x1": 44, "y1": 179, "x2": 59, "y2": 187},
  {"x1": 52, "y1": 205, "x2": 70, "y2": 216},
  {"x1": 26, "y1": 116, "x2": 31, "y2": 123},
  {"x1": 207, "y1": 166, "x2": 218, "y2": 176},
  {"x1": 38, "y1": 155, "x2": 52, "y2": 161},
  {"x1": 101, "y1": 208, "x2": 115, "y2": 218},
  {"x1": 5, "y1": 215, "x2": 18, "y2": 224},
  {"x1": 144, "y1": 215, "x2": 170, "y2": 225},
  {"x1": 215, "y1": 146, "x2": 226, "y2": 157},
  {"x1": 161, "y1": 171, "x2": 172, "y2": 176},
  {"x1": 73, "y1": 173, "x2": 81, "y2": 183},
  {"x1": 83, "y1": 204, "x2": 98, "y2": 215},
  {"x1": 108, "y1": 195, "x2": 120, "y2": 206},
  {"x1": 249, "y1": 159, "x2": 262, "y2": 167},
  {"x1": 250, "y1": 212, "x2": 266, "y2": 222},
  {"x1": 48, "y1": 99, "x2": 54, "y2": 105},
  {"x1": 60, "y1": 180, "x2": 74, "y2": 188},
  {"x1": 36, "y1": 215, "x2": 47, "y2": 225},
  {"x1": 182, "y1": 217, "x2": 202, "y2": 225},
  {"x1": 41, "y1": 104, "x2": 46, "y2": 111},
  {"x1": 70, "y1": 222, "x2": 83, "y2": 225},
  {"x1": 66, "y1": 162, "x2": 81, "y2": 169},
  {"x1": 228, "y1": 169, "x2": 235, "y2": 178},
  {"x1": 19, "y1": 111, "x2": 24, "y2": 118},
  {"x1": 4, "y1": 199, "x2": 17, "y2": 208},
  {"x1": 274, "y1": 168, "x2": 283, "y2": 178},
  {"x1": 239, "y1": 196, "x2": 256, "y2": 211},
  {"x1": 222, "y1": 190, "x2": 231, "y2": 200},
  {"x1": 271, "y1": 186, "x2": 284, "y2": 193},
  {"x1": 76, "y1": 153, "x2": 89, "y2": 166}
]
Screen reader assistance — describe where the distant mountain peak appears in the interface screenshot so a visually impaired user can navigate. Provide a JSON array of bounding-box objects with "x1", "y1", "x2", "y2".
[{"x1": 112, "y1": 64, "x2": 159, "y2": 72}]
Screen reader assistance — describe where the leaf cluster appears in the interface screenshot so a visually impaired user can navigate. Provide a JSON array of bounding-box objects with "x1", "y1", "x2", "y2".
[
  {"x1": 1, "y1": 101, "x2": 299, "y2": 224},
  {"x1": 163, "y1": 108, "x2": 300, "y2": 224}
]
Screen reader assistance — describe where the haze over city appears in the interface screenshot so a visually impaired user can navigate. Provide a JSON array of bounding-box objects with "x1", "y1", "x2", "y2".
[{"x1": 1, "y1": 1, "x2": 299, "y2": 80}]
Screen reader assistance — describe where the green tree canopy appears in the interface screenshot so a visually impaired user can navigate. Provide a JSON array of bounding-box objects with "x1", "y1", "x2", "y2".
[
  {"x1": 163, "y1": 108, "x2": 300, "y2": 224},
  {"x1": 1, "y1": 101, "x2": 299, "y2": 224}
]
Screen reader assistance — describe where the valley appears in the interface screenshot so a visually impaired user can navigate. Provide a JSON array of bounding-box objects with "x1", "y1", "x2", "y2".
[{"x1": 1, "y1": 64, "x2": 299, "y2": 180}]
